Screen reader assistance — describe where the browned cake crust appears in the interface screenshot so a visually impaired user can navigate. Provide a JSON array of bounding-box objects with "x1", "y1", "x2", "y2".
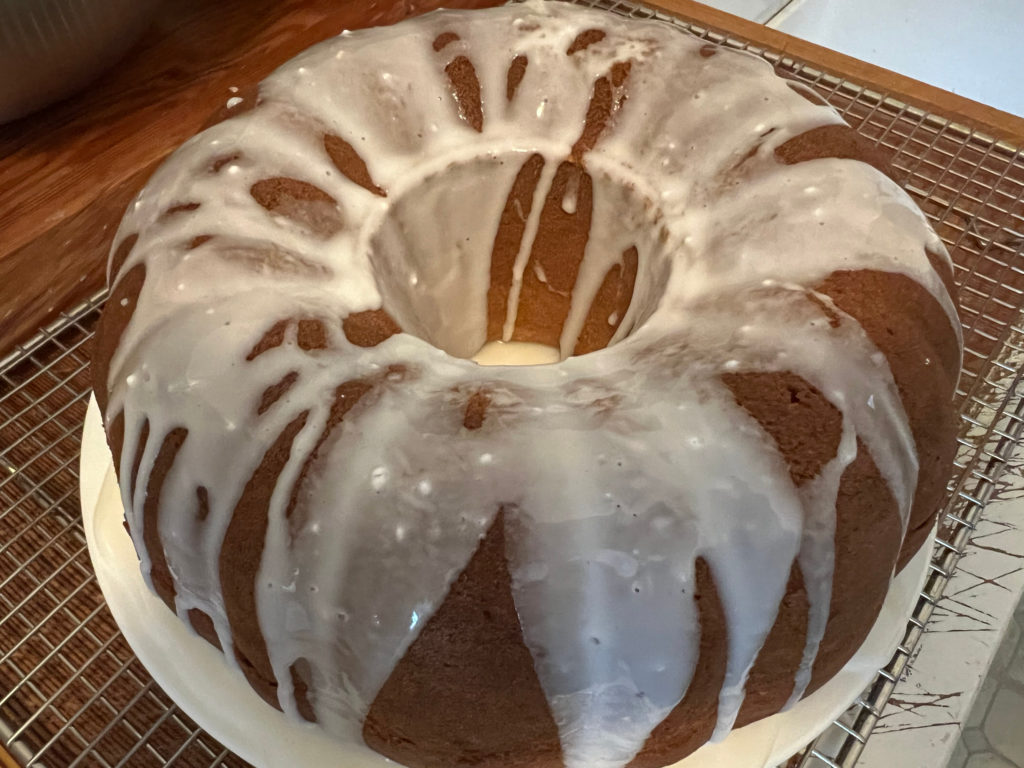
[
  {"x1": 364, "y1": 511, "x2": 564, "y2": 768},
  {"x1": 353, "y1": 102, "x2": 959, "y2": 768},
  {"x1": 91, "y1": 11, "x2": 961, "y2": 768}
]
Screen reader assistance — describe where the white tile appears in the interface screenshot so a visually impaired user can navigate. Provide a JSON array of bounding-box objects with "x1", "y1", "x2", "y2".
[
  {"x1": 769, "y1": 0, "x2": 1024, "y2": 117},
  {"x1": 949, "y1": 737, "x2": 969, "y2": 768},
  {"x1": 1009, "y1": 638, "x2": 1024, "y2": 689},
  {"x1": 696, "y1": 0, "x2": 789, "y2": 22},
  {"x1": 861, "y1": 502, "x2": 1024, "y2": 768},
  {"x1": 995, "y1": 619, "x2": 1021, "y2": 676},
  {"x1": 983, "y1": 688, "x2": 1024, "y2": 762},
  {"x1": 860, "y1": 722, "x2": 961, "y2": 767},
  {"x1": 965, "y1": 752, "x2": 1016, "y2": 768},
  {"x1": 967, "y1": 677, "x2": 999, "y2": 730},
  {"x1": 964, "y1": 727, "x2": 992, "y2": 754}
]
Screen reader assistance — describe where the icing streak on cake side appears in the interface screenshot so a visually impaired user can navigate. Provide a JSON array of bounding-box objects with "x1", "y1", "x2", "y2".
[{"x1": 93, "y1": 3, "x2": 962, "y2": 767}]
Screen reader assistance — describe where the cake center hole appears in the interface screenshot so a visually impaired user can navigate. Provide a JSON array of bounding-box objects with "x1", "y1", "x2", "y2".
[{"x1": 367, "y1": 153, "x2": 668, "y2": 362}]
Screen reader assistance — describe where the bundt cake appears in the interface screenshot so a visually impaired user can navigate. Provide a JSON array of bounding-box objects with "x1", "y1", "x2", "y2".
[{"x1": 91, "y1": 2, "x2": 962, "y2": 766}]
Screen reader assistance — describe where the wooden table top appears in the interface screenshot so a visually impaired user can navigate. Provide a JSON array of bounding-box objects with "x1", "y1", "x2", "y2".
[{"x1": 0, "y1": 0, "x2": 505, "y2": 362}]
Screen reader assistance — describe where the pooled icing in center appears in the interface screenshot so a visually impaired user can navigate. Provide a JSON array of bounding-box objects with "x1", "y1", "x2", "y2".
[{"x1": 473, "y1": 340, "x2": 561, "y2": 365}]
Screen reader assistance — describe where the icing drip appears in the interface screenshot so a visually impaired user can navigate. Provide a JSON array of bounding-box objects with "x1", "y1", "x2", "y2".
[{"x1": 100, "y1": 3, "x2": 961, "y2": 767}]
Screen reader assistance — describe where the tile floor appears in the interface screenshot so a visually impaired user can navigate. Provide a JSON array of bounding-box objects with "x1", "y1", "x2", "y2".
[
  {"x1": 947, "y1": 597, "x2": 1024, "y2": 768},
  {"x1": 706, "y1": 0, "x2": 1024, "y2": 117}
]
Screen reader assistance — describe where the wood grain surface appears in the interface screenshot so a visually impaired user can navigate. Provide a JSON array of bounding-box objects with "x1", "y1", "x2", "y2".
[
  {"x1": 0, "y1": 0, "x2": 502, "y2": 361},
  {"x1": 1, "y1": 0, "x2": 1022, "y2": 361}
]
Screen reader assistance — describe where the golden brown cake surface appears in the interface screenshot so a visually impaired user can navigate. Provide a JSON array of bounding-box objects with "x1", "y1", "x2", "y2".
[{"x1": 93, "y1": 3, "x2": 961, "y2": 767}]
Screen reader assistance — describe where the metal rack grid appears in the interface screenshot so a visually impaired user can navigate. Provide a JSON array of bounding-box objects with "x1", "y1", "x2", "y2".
[
  {"x1": 0, "y1": 292, "x2": 249, "y2": 768},
  {"x1": 2, "y1": 1, "x2": 1024, "y2": 766}
]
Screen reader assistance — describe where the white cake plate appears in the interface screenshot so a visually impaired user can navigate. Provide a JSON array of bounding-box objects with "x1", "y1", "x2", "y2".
[{"x1": 81, "y1": 396, "x2": 933, "y2": 768}]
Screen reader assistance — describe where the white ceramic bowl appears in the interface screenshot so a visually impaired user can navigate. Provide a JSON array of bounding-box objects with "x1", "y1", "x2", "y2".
[{"x1": 0, "y1": 0, "x2": 160, "y2": 123}]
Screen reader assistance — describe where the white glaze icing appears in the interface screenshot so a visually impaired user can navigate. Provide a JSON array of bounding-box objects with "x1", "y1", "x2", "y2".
[{"x1": 100, "y1": 2, "x2": 962, "y2": 767}]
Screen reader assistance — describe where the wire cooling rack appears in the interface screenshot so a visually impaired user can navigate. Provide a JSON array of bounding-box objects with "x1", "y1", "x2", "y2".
[{"x1": 3, "y1": 1, "x2": 1024, "y2": 766}]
